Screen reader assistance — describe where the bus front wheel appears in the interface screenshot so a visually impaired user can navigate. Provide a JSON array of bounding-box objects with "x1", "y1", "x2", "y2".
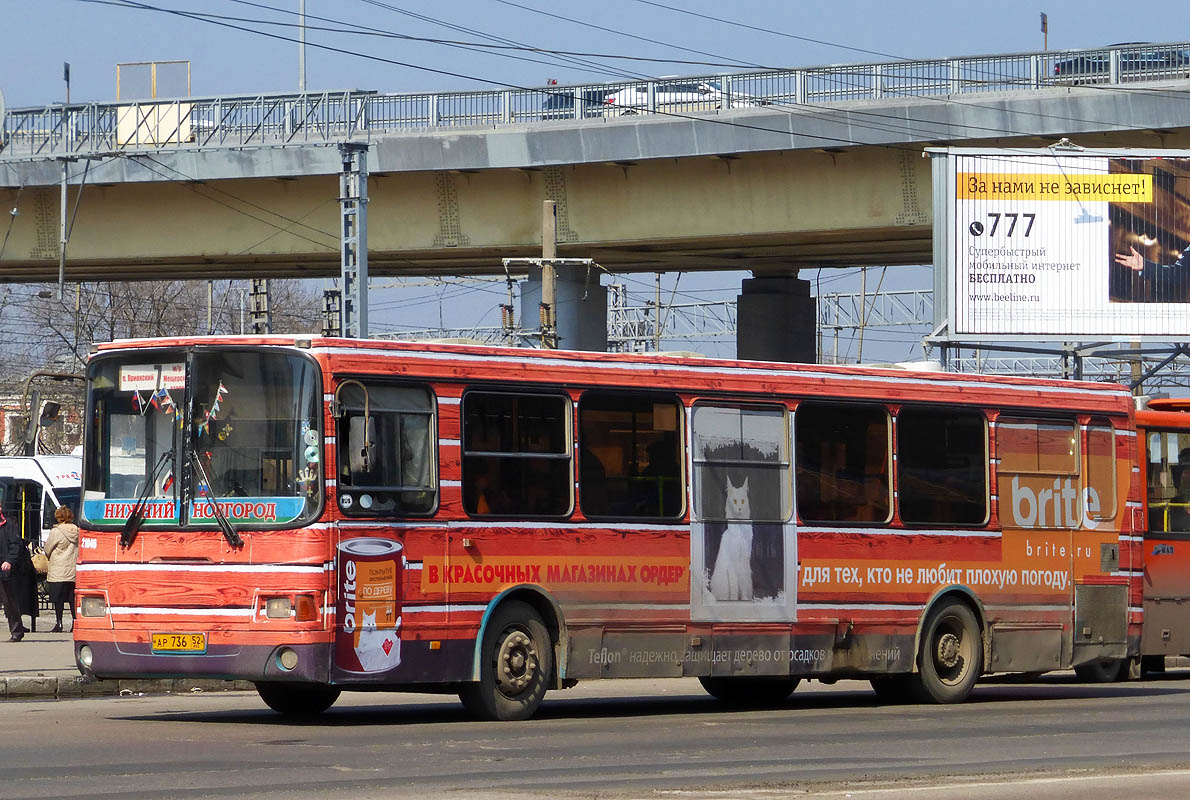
[
  {"x1": 912, "y1": 599, "x2": 983, "y2": 704},
  {"x1": 460, "y1": 600, "x2": 553, "y2": 721},
  {"x1": 255, "y1": 681, "x2": 341, "y2": 715},
  {"x1": 698, "y1": 676, "x2": 800, "y2": 706}
]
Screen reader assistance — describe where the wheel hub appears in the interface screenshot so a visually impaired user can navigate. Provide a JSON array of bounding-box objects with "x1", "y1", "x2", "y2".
[
  {"x1": 496, "y1": 630, "x2": 538, "y2": 695},
  {"x1": 936, "y1": 632, "x2": 961, "y2": 669}
]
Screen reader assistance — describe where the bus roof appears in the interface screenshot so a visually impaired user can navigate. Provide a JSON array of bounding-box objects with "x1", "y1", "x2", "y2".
[{"x1": 92, "y1": 335, "x2": 1134, "y2": 415}]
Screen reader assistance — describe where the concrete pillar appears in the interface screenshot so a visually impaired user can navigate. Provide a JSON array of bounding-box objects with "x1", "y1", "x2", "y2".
[
  {"x1": 520, "y1": 263, "x2": 607, "y2": 351},
  {"x1": 736, "y1": 274, "x2": 817, "y2": 363}
]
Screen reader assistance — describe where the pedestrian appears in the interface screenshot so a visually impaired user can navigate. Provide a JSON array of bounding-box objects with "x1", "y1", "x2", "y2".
[
  {"x1": 44, "y1": 506, "x2": 79, "y2": 633},
  {"x1": 0, "y1": 509, "x2": 34, "y2": 641}
]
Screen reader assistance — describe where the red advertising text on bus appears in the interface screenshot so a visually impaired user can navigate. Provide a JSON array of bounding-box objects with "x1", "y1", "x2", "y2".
[{"x1": 74, "y1": 337, "x2": 1142, "y2": 718}]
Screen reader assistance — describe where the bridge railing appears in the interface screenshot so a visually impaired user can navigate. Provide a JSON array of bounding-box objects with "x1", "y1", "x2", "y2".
[{"x1": 3, "y1": 41, "x2": 1189, "y2": 158}]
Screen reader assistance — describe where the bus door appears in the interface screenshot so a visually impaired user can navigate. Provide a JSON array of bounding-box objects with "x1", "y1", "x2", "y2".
[
  {"x1": 997, "y1": 417, "x2": 1078, "y2": 670},
  {"x1": 1070, "y1": 419, "x2": 1128, "y2": 666},
  {"x1": 0, "y1": 479, "x2": 45, "y2": 547},
  {"x1": 1140, "y1": 427, "x2": 1190, "y2": 657},
  {"x1": 690, "y1": 403, "x2": 797, "y2": 626}
]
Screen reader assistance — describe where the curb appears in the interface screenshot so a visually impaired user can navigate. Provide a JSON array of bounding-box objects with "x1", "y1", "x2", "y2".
[{"x1": 1, "y1": 675, "x2": 254, "y2": 700}]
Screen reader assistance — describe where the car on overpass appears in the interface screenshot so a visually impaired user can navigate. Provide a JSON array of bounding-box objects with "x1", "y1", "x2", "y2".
[
  {"x1": 602, "y1": 80, "x2": 768, "y2": 115},
  {"x1": 541, "y1": 88, "x2": 614, "y2": 120},
  {"x1": 1053, "y1": 43, "x2": 1190, "y2": 83}
]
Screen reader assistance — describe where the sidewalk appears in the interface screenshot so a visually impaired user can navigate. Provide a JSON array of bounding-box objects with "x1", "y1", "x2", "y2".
[{"x1": 0, "y1": 612, "x2": 251, "y2": 700}]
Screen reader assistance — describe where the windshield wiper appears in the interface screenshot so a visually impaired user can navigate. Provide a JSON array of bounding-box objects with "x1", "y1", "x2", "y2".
[
  {"x1": 189, "y1": 449, "x2": 243, "y2": 548},
  {"x1": 120, "y1": 448, "x2": 175, "y2": 548}
]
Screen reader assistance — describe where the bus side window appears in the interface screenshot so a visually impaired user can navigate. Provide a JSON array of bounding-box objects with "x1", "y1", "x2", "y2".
[
  {"x1": 578, "y1": 392, "x2": 684, "y2": 519},
  {"x1": 462, "y1": 392, "x2": 572, "y2": 517},
  {"x1": 691, "y1": 404, "x2": 790, "y2": 523},
  {"x1": 335, "y1": 382, "x2": 437, "y2": 516},
  {"x1": 1148, "y1": 430, "x2": 1190, "y2": 533},
  {"x1": 795, "y1": 402, "x2": 891, "y2": 524},
  {"x1": 998, "y1": 416, "x2": 1079, "y2": 529},
  {"x1": 897, "y1": 407, "x2": 988, "y2": 526},
  {"x1": 1084, "y1": 420, "x2": 1116, "y2": 523}
]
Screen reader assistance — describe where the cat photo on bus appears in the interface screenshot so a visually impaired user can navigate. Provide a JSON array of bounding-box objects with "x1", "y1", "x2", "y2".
[
  {"x1": 702, "y1": 475, "x2": 784, "y2": 604},
  {"x1": 709, "y1": 477, "x2": 754, "y2": 600}
]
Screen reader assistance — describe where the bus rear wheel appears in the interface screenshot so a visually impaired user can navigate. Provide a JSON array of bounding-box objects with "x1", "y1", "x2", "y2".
[
  {"x1": 698, "y1": 676, "x2": 800, "y2": 706},
  {"x1": 255, "y1": 682, "x2": 341, "y2": 715},
  {"x1": 459, "y1": 600, "x2": 553, "y2": 721},
  {"x1": 912, "y1": 599, "x2": 983, "y2": 704}
]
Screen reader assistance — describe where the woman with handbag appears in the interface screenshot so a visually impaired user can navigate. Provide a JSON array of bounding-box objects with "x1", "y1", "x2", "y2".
[
  {"x1": 44, "y1": 506, "x2": 79, "y2": 633},
  {"x1": 0, "y1": 509, "x2": 33, "y2": 642}
]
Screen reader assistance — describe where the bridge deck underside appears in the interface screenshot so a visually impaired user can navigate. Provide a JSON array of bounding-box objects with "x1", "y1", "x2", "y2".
[{"x1": 1, "y1": 83, "x2": 1189, "y2": 282}]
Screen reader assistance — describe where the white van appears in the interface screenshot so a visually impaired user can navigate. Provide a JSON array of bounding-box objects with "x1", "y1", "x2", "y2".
[{"x1": 0, "y1": 455, "x2": 82, "y2": 546}]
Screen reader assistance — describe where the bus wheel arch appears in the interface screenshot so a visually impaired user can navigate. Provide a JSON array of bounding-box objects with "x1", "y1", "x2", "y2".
[
  {"x1": 910, "y1": 588, "x2": 987, "y2": 704},
  {"x1": 472, "y1": 586, "x2": 567, "y2": 688},
  {"x1": 461, "y1": 594, "x2": 558, "y2": 721}
]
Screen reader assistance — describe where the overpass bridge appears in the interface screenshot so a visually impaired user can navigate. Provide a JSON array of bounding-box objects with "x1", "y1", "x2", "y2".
[{"x1": 2, "y1": 41, "x2": 1190, "y2": 286}]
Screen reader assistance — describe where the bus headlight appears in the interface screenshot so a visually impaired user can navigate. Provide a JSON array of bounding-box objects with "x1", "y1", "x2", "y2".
[
  {"x1": 265, "y1": 597, "x2": 292, "y2": 619},
  {"x1": 80, "y1": 596, "x2": 107, "y2": 617},
  {"x1": 78, "y1": 645, "x2": 93, "y2": 669}
]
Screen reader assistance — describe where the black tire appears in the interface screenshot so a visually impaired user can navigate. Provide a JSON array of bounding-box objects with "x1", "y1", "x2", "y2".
[
  {"x1": 1074, "y1": 658, "x2": 1127, "y2": 683},
  {"x1": 912, "y1": 599, "x2": 983, "y2": 704},
  {"x1": 459, "y1": 600, "x2": 553, "y2": 721},
  {"x1": 870, "y1": 675, "x2": 914, "y2": 703},
  {"x1": 698, "y1": 676, "x2": 800, "y2": 706},
  {"x1": 255, "y1": 682, "x2": 341, "y2": 715}
]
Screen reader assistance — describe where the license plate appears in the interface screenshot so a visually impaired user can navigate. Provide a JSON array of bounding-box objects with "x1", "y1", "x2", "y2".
[{"x1": 151, "y1": 633, "x2": 207, "y2": 653}]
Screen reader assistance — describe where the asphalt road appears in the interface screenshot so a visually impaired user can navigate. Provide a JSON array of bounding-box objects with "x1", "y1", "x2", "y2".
[{"x1": 7, "y1": 673, "x2": 1190, "y2": 799}]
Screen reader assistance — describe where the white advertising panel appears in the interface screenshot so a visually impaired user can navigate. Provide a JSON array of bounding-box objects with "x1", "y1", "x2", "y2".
[{"x1": 938, "y1": 149, "x2": 1190, "y2": 338}]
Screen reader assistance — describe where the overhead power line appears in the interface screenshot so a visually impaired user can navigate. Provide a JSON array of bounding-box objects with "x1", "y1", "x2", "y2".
[{"x1": 626, "y1": 0, "x2": 907, "y2": 62}]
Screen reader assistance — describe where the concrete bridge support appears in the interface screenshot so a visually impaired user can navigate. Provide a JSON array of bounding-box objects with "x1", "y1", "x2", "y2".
[
  {"x1": 736, "y1": 275, "x2": 817, "y2": 363},
  {"x1": 519, "y1": 262, "x2": 608, "y2": 352}
]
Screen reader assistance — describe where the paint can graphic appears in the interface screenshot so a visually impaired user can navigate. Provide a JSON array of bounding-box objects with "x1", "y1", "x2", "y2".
[{"x1": 335, "y1": 538, "x2": 403, "y2": 673}]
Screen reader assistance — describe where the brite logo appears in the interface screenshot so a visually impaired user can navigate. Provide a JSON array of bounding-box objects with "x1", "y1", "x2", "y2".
[
  {"x1": 1009, "y1": 475, "x2": 1102, "y2": 529},
  {"x1": 335, "y1": 538, "x2": 403, "y2": 674}
]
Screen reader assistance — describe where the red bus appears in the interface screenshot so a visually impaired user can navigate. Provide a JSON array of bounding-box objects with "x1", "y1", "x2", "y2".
[
  {"x1": 74, "y1": 337, "x2": 1141, "y2": 719},
  {"x1": 1134, "y1": 398, "x2": 1190, "y2": 678}
]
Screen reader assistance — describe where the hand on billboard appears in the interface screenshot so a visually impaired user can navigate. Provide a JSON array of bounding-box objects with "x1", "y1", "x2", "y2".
[{"x1": 1114, "y1": 246, "x2": 1144, "y2": 271}]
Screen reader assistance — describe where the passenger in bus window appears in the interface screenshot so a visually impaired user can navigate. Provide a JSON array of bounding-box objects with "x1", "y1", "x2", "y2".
[
  {"x1": 1168, "y1": 448, "x2": 1190, "y2": 532},
  {"x1": 639, "y1": 436, "x2": 680, "y2": 516}
]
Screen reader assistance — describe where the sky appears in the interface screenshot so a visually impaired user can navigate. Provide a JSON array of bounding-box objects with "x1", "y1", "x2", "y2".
[{"x1": 2, "y1": 0, "x2": 1189, "y2": 363}]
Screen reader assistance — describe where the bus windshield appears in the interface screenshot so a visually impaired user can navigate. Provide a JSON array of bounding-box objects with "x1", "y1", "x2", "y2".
[{"x1": 83, "y1": 348, "x2": 322, "y2": 529}]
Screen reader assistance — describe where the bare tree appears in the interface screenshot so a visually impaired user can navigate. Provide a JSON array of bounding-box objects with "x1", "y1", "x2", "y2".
[{"x1": 15, "y1": 279, "x2": 322, "y2": 371}]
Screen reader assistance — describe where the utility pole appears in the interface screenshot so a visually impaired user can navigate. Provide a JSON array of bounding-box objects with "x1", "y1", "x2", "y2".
[
  {"x1": 321, "y1": 288, "x2": 341, "y2": 337},
  {"x1": 654, "y1": 272, "x2": 662, "y2": 350},
  {"x1": 540, "y1": 200, "x2": 558, "y2": 349},
  {"x1": 298, "y1": 0, "x2": 307, "y2": 92},
  {"x1": 857, "y1": 267, "x2": 867, "y2": 363},
  {"x1": 338, "y1": 143, "x2": 369, "y2": 338},
  {"x1": 249, "y1": 278, "x2": 271, "y2": 334},
  {"x1": 1040, "y1": 12, "x2": 1048, "y2": 51}
]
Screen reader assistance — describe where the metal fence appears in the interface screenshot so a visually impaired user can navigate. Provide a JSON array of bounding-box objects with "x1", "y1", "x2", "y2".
[{"x1": 3, "y1": 41, "x2": 1189, "y2": 158}]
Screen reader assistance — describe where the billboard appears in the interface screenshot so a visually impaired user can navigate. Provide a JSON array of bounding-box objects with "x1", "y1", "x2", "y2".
[{"x1": 932, "y1": 148, "x2": 1190, "y2": 339}]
